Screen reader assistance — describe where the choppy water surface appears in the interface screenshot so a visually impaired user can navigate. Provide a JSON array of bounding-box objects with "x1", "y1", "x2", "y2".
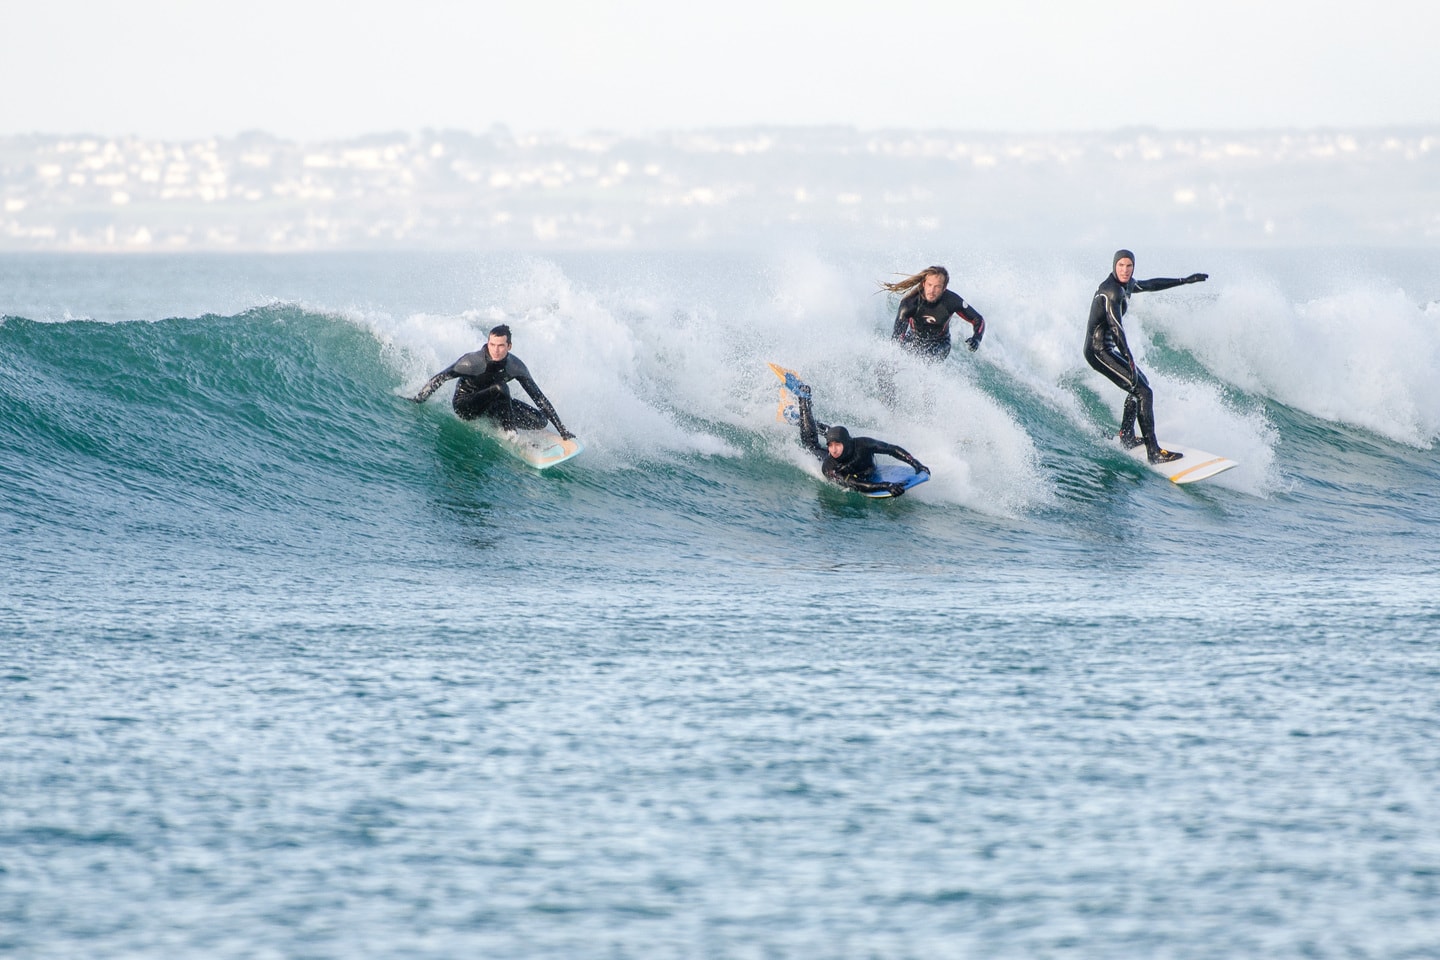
[{"x1": 3, "y1": 250, "x2": 1439, "y2": 957}]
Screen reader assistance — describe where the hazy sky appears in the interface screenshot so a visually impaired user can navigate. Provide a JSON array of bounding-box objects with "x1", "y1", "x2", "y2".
[{"x1": 6, "y1": 0, "x2": 1438, "y2": 140}]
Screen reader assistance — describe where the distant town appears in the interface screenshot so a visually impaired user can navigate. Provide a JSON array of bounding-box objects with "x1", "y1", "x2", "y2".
[{"x1": 2, "y1": 126, "x2": 1436, "y2": 251}]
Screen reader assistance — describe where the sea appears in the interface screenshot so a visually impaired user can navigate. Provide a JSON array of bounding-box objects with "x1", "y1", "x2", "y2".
[{"x1": 3, "y1": 246, "x2": 1439, "y2": 958}]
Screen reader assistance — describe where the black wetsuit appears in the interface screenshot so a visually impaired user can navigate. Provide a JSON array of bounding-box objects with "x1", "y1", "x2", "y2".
[
  {"x1": 892, "y1": 289, "x2": 985, "y2": 361},
  {"x1": 412, "y1": 349, "x2": 571, "y2": 437},
  {"x1": 1083, "y1": 272, "x2": 1193, "y2": 457},
  {"x1": 797, "y1": 395, "x2": 926, "y2": 494}
]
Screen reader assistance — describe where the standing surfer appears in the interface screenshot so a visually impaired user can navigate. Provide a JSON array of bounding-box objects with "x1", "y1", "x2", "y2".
[
  {"x1": 1083, "y1": 249, "x2": 1207, "y2": 464},
  {"x1": 411, "y1": 324, "x2": 575, "y2": 439},
  {"x1": 791, "y1": 380, "x2": 928, "y2": 497}
]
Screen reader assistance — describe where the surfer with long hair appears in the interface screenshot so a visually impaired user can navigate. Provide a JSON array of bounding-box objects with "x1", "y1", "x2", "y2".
[{"x1": 882, "y1": 264, "x2": 986, "y2": 361}]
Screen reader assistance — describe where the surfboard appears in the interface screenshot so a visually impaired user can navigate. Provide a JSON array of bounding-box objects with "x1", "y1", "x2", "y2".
[
  {"x1": 768, "y1": 362, "x2": 928, "y2": 498},
  {"x1": 1124, "y1": 440, "x2": 1237, "y2": 484},
  {"x1": 486, "y1": 425, "x2": 584, "y2": 470},
  {"x1": 860, "y1": 463, "x2": 930, "y2": 498}
]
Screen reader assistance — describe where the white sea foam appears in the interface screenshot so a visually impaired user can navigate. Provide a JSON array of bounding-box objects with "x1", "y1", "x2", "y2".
[
  {"x1": 1158, "y1": 282, "x2": 1440, "y2": 448},
  {"x1": 361, "y1": 247, "x2": 1437, "y2": 506},
  {"x1": 376, "y1": 260, "x2": 736, "y2": 468},
  {"x1": 363, "y1": 253, "x2": 1048, "y2": 513}
]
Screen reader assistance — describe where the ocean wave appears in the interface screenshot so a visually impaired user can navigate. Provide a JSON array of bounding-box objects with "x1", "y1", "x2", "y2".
[{"x1": 4, "y1": 250, "x2": 1437, "y2": 527}]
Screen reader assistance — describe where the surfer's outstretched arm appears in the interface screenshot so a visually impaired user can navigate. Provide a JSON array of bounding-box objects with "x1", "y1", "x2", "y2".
[
  {"x1": 872, "y1": 441, "x2": 927, "y2": 475},
  {"x1": 411, "y1": 365, "x2": 457, "y2": 403},
  {"x1": 1133, "y1": 273, "x2": 1207, "y2": 293}
]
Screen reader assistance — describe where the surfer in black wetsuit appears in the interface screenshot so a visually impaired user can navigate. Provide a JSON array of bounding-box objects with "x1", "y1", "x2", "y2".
[
  {"x1": 792, "y1": 380, "x2": 928, "y2": 496},
  {"x1": 1084, "y1": 249, "x2": 1207, "y2": 464},
  {"x1": 410, "y1": 324, "x2": 574, "y2": 438},
  {"x1": 883, "y1": 265, "x2": 986, "y2": 361}
]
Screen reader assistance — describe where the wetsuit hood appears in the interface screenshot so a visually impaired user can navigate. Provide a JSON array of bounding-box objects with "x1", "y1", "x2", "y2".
[
  {"x1": 824, "y1": 425, "x2": 855, "y2": 461},
  {"x1": 1109, "y1": 249, "x2": 1138, "y2": 288}
]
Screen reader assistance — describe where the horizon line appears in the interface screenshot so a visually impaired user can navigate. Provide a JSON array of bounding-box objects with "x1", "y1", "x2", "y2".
[{"x1": 4, "y1": 122, "x2": 1439, "y2": 144}]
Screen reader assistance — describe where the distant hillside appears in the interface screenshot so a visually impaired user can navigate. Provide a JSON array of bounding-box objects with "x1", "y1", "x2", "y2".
[{"x1": 2, "y1": 127, "x2": 1436, "y2": 251}]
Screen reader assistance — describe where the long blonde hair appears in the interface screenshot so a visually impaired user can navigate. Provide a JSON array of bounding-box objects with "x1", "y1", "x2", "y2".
[{"x1": 879, "y1": 265, "x2": 949, "y2": 299}]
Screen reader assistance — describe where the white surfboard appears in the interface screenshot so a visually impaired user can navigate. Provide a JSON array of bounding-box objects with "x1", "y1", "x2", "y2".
[
  {"x1": 1125, "y1": 441, "x2": 1237, "y2": 484},
  {"x1": 486, "y1": 425, "x2": 584, "y2": 470}
]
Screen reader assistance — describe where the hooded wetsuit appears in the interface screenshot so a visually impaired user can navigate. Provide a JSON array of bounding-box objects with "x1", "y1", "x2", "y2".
[
  {"x1": 413, "y1": 349, "x2": 571, "y2": 437},
  {"x1": 1083, "y1": 250, "x2": 1204, "y2": 458},
  {"x1": 797, "y1": 394, "x2": 926, "y2": 494},
  {"x1": 892, "y1": 289, "x2": 985, "y2": 361}
]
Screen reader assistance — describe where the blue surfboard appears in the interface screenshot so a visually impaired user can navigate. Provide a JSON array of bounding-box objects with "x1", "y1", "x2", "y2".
[{"x1": 861, "y1": 463, "x2": 930, "y2": 499}]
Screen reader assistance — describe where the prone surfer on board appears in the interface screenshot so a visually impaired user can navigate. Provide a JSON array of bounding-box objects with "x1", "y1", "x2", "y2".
[
  {"x1": 1083, "y1": 250, "x2": 1207, "y2": 465},
  {"x1": 792, "y1": 381, "x2": 928, "y2": 497},
  {"x1": 410, "y1": 324, "x2": 575, "y2": 438}
]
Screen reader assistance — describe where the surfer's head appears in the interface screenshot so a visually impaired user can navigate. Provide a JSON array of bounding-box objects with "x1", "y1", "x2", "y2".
[
  {"x1": 921, "y1": 266, "x2": 949, "y2": 303},
  {"x1": 487, "y1": 324, "x2": 513, "y2": 361},
  {"x1": 825, "y1": 424, "x2": 853, "y2": 460},
  {"x1": 879, "y1": 265, "x2": 949, "y2": 301},
  {"x1": 1112, "y1": 249, "x2": 1135, "y2": 283}
]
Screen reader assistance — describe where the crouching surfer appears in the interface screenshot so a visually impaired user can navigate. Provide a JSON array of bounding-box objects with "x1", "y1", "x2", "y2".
[
  {"x1": 792, "y1": 381, "x2": 928, "y2": 497},
  {"x1": 410, "y1": 323, "x2": 574, "y2": 439}
]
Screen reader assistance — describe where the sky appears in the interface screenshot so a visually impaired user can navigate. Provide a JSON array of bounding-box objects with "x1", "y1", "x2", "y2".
[{"x1": 5, "y1": 0, "x2": 1438, "y2": 140}]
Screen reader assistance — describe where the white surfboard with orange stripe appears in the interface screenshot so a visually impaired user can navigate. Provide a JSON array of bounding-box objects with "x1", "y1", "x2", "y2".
[{"x1": 1126, "y1": 441, "x2": 1237, "y2": 484}]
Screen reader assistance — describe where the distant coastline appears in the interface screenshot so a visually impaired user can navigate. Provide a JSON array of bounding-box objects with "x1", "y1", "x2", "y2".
[{"x1": 3, "y1": 126, "x2": 1436, "y2": 252}]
